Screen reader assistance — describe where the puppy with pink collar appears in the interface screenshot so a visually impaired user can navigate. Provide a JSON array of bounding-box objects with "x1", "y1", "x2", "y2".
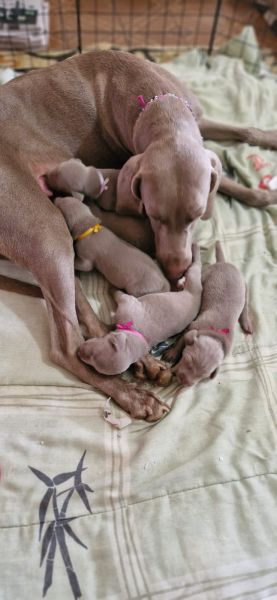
[{"x1": 164, "y1": 242, "x2": 253, "y2": 386}]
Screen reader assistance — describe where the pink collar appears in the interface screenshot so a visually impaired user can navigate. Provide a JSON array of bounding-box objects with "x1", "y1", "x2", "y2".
[
  {"x1": 94, "y1": 171, "x2": 109, "y2": 199},
  {"x1": 209, "y1": 326, "x2": 230, "y2": 335},
  {"x1": 116, "y1": 321, "x2": 147, "y2": 343},
  {"x1": 137, "y1": 93, "x2": 194, "y2": 116}
]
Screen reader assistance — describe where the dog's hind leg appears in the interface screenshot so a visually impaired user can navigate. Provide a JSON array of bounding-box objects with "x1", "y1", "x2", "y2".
[
  {"x1": 219, "y1": 175, "x2": 277, "y2": 207},
  {"x1": 75, "y1": 276, "x2": 110, "y2": 339},
  {"x1": 198, "y1": 120, "x2": 277, "y2": 208},
  {"x1": 198, "y1": 118, "x2": 277, "y2": 150}
]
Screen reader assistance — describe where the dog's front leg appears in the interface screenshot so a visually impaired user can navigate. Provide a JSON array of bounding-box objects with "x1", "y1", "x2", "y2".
[
  {"x1": 75, "y1": 276, "x2": 110, "y2": 339},
  {"x1": 0, "y1": 177, "x2": 169, "y2": 421},
  {"x1": 41, "y1": 259, "x2": 169, "y2": 421}
]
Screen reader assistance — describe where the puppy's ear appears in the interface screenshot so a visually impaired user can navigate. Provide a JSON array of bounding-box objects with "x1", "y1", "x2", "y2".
[
  {"x1": 210, "y1": 367, "x2": 219, "y2": 379},
  {"x1": 202, "y1": 151, "x2": 222, "y2": 220},
  {"x1": 184, "y1": 329, "x2": 198, "y2": 345}
]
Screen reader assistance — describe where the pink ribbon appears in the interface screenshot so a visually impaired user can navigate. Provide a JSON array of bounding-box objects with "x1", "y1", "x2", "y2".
[
  {"x1": 209, "y1": 326, "x2": 230, "y2": 335},
  {"x1": 116, "y1": 321, "x2": 146, "y2": 342},
  {"x1": 94, "y1": 171, "x2": 109, "y2": 198},
  {"x1": 137, "y1": 95, "x2": 147, "y2": 110}
]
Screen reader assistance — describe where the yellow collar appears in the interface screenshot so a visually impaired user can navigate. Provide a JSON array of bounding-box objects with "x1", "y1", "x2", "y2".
[{"x1": 74, "y1": 223, "x2": 102, "y2": 242}]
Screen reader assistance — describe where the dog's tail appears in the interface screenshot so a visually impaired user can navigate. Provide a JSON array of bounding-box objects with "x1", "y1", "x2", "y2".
[{"x1": 215, "y1": 241, "x2": 225, "y2": 263}]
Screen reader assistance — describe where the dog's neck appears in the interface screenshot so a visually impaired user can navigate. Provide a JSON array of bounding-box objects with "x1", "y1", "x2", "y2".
[
  {"x1": 132, "y1": 94, "x2": 202, "y2": 153},
  {"x1": 112, "y1": 329, "x2": 150, "y2": 365},
  {"x1": 194, "y1": 327, "x2": 233, "y2": 356},
  {"x1": 70, "y1": 213, "x2": 102, "y2": 242}
]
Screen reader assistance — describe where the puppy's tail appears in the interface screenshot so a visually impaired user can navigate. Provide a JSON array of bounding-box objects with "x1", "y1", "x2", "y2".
[{"x1": 215, "y1": 241, "x2": 225, "y2": 263}]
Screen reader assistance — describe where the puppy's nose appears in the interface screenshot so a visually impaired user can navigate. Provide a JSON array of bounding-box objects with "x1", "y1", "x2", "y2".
[
  {"x1": 175, "y1": 369, "x2": 190, "y2": 386},
  {"x1": 177, "y1": 375, "x2": 190, "y2": 387}
]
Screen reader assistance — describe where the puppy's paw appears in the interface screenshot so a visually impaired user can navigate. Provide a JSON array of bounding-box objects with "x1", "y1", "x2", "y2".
[
  {"x1": 175, "y1": 276, "x2": 186, "y2": 291},
  {"x1": 162, "y1": 344, "x2": 181, "y2": 365},
  {"x1": 132, "y1": 355, "x2": 172, "y2": 386},
  {"x1": 46, "y1": 159, "x2": 85, "y2": 194}
]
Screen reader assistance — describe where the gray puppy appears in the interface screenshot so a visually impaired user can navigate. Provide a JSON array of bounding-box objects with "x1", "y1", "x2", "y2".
[
  {"x1": 164, "y1": 242, "x2": 253, "y2": 386},
  {"x1": 54, "y1": 193, "x2": 170, "y2": 296}
]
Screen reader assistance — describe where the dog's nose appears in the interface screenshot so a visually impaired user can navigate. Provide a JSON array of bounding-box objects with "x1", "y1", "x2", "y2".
[
  {"x1": 167, "y1": 269, "x2": 186, "y2": 281},
  {"x1": 164, "y1": 257, "x2": 192, "y2": 281}
]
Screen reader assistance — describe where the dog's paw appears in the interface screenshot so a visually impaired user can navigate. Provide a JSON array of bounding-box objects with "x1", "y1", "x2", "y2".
[
  {"x1": 132, "y1": 355, "x2": 172, "y2": 386},
  {"x1": 250, "y1": 188, "x2": 277, "y2": 207},
  {"x1": 125, "y1": 384, "x2": 170, "y2": 421}
]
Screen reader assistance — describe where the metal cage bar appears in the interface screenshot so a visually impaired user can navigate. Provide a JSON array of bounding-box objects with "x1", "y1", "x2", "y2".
[{"x1": 0, "y1": 1, "x2": 275, "y2": 71}]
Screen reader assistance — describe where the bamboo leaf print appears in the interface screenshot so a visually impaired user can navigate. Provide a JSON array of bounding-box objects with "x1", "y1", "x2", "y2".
[
  {"x1": 60, "y1": 488, "x2": 75, "y2": 518},
  {"x1": 83, "y1": 483, "x2": 94, "y2": 493},
  {"x1": 30, "y1": 450, "x2": 92, "y2": 599},
  {"x1": 42, "y1": 531, "x2": 57, "y2": 597},
  {"x1": 75, "y1": 483, "x2": 92, "y2": 514},
  {"x1": 29, "y1": 466, "x2": 53, "y2": 487},
  {"x1": 53, "y1": 470, "x2": 84, "y2": 485},
  {"x1": 39, "y1": 488, "x2": 54, "y2": 541},
  {"x1": 63, "y1": 523, "x2": 88, "y2": 550},
  {"x1": 55, "y1": 526, "x2": 82, "y2": 600},
  {"x1": 74, "y1": 451, "x2": 87, "y2": 487},
  {"x1": 40, "y1": 522, "x2": 55, "y2": 567}
]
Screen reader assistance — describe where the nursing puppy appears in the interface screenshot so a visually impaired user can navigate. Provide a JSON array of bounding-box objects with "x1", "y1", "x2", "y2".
[
  {"x1": 46, "y1": 158, "x2": 119, "y2": 211},
  {"x1": 78, "y1": 245, "x2": 202, "y2": 375},
  {"x1": 164, "y1": 242, "x2": 253, "y2": 386},
  {"x1": 54, "y1": 194, "x2": 170, "y2": 296}
]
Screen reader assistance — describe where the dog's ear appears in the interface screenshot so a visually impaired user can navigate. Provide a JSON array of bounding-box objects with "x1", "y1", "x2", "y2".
[
  {"x1": 184, "y1": 329, "x2": 198, "y2": 345},
  {"x1": 116, "y1": 155, "x2": 145, "y2": 216},
  {"x1": 202, "y1": 151, "x2": 222, "y2": 220},
  {"x1": 131, "y1": 172, "x2": 142, "y2": 202},
  {"x1": 131, "y1": 172, "x2": 146, "y2": 216}
]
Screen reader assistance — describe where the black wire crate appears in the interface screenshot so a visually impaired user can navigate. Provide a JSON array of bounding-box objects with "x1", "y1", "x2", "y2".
[{"x1": 0, "y1": 0, "x2": 275, "y2": 71}]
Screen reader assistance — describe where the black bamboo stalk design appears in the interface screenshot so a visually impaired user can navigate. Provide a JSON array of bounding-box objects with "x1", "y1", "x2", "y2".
[{"x1": 29, "y1": 450, "x2": 93, "y2": 599}]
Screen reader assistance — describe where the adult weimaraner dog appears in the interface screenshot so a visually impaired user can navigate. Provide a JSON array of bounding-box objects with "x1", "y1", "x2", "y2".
[{"x1": 0, "y1": 50, "x2": 276, "y2": 420}]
